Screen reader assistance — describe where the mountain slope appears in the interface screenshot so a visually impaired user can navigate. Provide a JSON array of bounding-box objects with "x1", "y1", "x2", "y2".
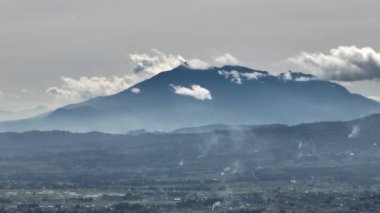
[
  {"x1": 0, "y1": 106, "x2": 50, "y2": 121},
  {"x1": 1, "y1": 113, "x2": 380, "y2": 161},
  {"x1": 1, "y1": 65, "x2": 379, "y2": 133}
]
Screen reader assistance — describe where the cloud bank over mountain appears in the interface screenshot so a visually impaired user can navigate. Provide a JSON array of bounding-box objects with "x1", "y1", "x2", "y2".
[
  {"x1": 2, "y1": 64, "x2": 380, "y2": 133},
  {"x1": 45, "y1": 46, "x2": 380, "y2": 107},
  {"x1": 46, "y1": 76, "x2": 131, "y2": 102},
  {"x1": 289, "y1": 45, "x2": 380, "y2": 82},
  {"x1": 46, "y1": 50, "x2": 233, "y2": 104}
]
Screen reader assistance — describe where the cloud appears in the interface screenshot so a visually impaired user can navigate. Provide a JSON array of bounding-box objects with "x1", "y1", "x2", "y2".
[
  {"x1": 218, "y1": 70, "x2": 265, "y2": 84},
  {"x1": 46, "y1": 76, "x2": 131, "y2": 102},
  {"x1": 170, "y1": 84, "x2": 212, "y2": 100},
  {"x1": 129, "y1": 49, "x2": 210, "y2": 73},
  {"x1": 214, "y1": 53, "x2": 240, "y2": 66},
  {"x1": 280, "y1": 72, "x2": 295, "y2": 81},
  {"x1": 47, "y1": 50, "x2": 210, "y2": 103},
  {"x1": 186, "y1": 59, "x2": 210, "y2": 70},
  {"x1": 129, "y1": 49, "x2": 185, "y2": 75},
  {"x1": 46, "y1": 50, "x2": 237, "y2": 104},
  {"x1": 289, "y1": 45, "x2": 380, "y2": 81},
  {"x1": 368, "y1": 96, "x2": 380, "y2": 103},
  {"x1": 278, "y1": 71, "x2": 315, "y2": 81},
  {"x1": 130, "y1": 87, "x2": 141, "y2": 94}
]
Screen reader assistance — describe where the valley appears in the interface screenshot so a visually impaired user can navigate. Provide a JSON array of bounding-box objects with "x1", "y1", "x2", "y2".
[{"x1": 0, "y1": 114, "x2": 379, "y2": 212}]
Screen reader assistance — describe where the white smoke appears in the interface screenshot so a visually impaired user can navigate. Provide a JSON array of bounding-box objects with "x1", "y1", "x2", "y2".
[
  {"x1": 212, "y1": 201, "x2": 222, "y2": 211},
  {"x1": 348, "y1": 125, "x2": 360, "y2": 139}
]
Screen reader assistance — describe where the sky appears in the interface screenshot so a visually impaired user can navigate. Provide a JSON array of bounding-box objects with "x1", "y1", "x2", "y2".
[{"x1": 1, "y1": 0, "x2": 380, "y2": 111}]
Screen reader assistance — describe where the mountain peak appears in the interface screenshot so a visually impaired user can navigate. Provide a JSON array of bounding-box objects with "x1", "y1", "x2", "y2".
[
  {"x1": 1, "y1": 64, "x2": 379, "y2": 133},
  {"x1": 176, "y1": 63, "x2": 270, "y2": 76},
  {"x1": 219, "y1": 65, "x2": 269, "y2": 74}
]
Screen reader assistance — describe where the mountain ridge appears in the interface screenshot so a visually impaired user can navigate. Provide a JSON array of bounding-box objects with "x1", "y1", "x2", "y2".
[
  {"x1": 0, "y1": 65, "x2": 379, "y2": 133},
  {"x1": 0, "y1": 106, "x2": 50, "y2": 122}
]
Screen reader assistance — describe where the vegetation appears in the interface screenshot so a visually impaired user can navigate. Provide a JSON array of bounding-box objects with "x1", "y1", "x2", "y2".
[{"x1": 0, "y1": 115, "x2": 380, "y2": 212}]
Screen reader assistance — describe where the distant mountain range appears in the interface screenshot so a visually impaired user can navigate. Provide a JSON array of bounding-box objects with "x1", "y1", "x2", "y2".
[
  {"x1": 0, "y1": 106, "x2": 49, "y2": 122},
  {"x1": 0, "y1": 65, "x2": 379, "y2": 133},
  {"x1": 1, "y1": 113, "x2": 379, "y2": 163}
]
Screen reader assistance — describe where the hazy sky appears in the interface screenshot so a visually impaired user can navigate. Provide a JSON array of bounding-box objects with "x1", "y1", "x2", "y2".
[{"x1": 1, "y1": 0, "x2": 380, "y2": 110}]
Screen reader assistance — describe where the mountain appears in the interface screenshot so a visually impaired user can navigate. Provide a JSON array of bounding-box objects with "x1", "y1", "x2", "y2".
[
  {"x1": 1, "y1": 113, "x2": 380, "y2": 211},
  {"x1": 1, "y1": 113, "x2": 379, "y2": 164},
  {"x1": 173, "y1": 123, "x2": 284, "y2": 134},
  {"x1": 0, "y1": 106, "x2": 50, "y2": 122},
  {"x1": 1, "y1": 65, "x2": 379, "y2": 133}
]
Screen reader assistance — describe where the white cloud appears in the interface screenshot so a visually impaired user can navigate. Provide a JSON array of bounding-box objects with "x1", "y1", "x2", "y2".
[
  {"x1": 219, "y1": 70, "x2": 243, "y2": 84},
  {"x1": 130, "y1": 87, "x2": 141, "y2": 94},
  {"x1": 218, "y1": 70, "x2": 265, "y2": 84},
  {"x1": 214, "y1": 53, "x2": 240, "y2": 66},
  {"x1": 46, "y1": 50, "x2": 209, "y2": 103},
  {"x1": 368, "y1": 96, "x2": 380, "y2": 103},
  {"x1": 45, "y1": 50, "x2": 237, "y2": 104},
  {"x1": 242, "y1": 72, "x2": 266, "y2": 80},
  {"x1": 295, "y1": 77, "x2": 313, "y2": 82},
  {"x1": 186, "y1": 59, "x2": 210, "y2": 70},
  {"x1": 170, "y1": 84, "x2": 212, "y2": 100},
  {"x1": 129, "y1": 49, "x2": 185, "y2": 75},
  {"x1": 46, "y1": 76, "x2": 131, "y2": 102},
  {"x1": 280, "y1": 72, "x2": 293, "y2": 81},
  {"x1": 130, "y1": 49, "x2": 210, "y2": 70},
  {"x1": 289, "y1": 45, "x2": 380, "y2": 81}
]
